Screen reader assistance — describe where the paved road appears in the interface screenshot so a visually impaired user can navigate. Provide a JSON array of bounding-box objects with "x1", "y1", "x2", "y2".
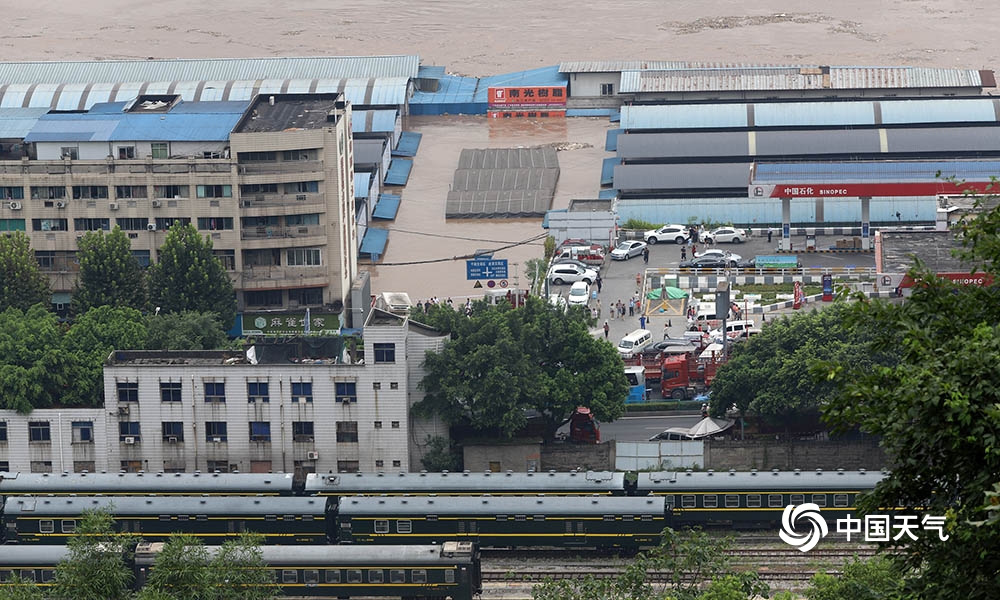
[{"x1": 556, "y1": 412, "x2": 703, "y2": 442}]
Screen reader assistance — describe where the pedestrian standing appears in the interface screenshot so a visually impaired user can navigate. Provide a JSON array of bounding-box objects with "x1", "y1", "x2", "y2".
[
  {"x1": 620, "y1": 302, "x2": 626, "y2": 320},
  {"x1": 767, "y1": 227, "x2": 773, "y2": 243},
  {"x1": 603, "y1": 321, "x2": 610, "y2": 339},
  {"x1": 663, "y1": 321, "x2": 670, "y2": 340},
  {"x1": 642, "y1": 247, "x2": 650, "y2": 264},
  {"x1": 628, "y1": 298, "x2": 635, "y2": 317},
  {"x1": 691, "y1": 243, "x2": 697, "y2": 256},
  {"x1": 681, "y1": 246, "x2": 687, "y2": 261},
  {"x1": 639, "y1": 315, "x2": 647, "y2": 330},
  {"x1": 596, "y1": 299, "x2": 602, "y2": 318},
  {"x1": 595, "y1": 273, "x2": 602, "y2": 293}
]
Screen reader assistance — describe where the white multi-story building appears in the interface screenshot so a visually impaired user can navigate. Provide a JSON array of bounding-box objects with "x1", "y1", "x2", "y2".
[{"x1": 0, "y1": 309, "x2": 448, "y2": 476}]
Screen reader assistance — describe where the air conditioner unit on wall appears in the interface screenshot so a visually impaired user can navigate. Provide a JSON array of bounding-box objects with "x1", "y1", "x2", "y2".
[
  {"x1": 123, "y1": 436, "x2": 136, "y2": 445},
  {"x1": 55, "y1": 201, "x2": 66, "y2": 209},
  {"x1": 109, "y1": 202, "x2": 120, "y2": 211},
  {"x1": 151, "y1": 199, "x2": 163, "y2": 208},
  {"x1": 147, "y1": 223, "x2": 157, "y2": 231},
  {"x1": 212, "y1": 437, "x2": 223, "y2": 443},
  {"x1": 307, "y1": 451, "x2": 319, "y2": 460},
  {"x1": 8, "y1": 201, "x2": 21, "y2": 210},
  {"x1": 166, "y1": 436, "x2": 178, "y2": 443}
]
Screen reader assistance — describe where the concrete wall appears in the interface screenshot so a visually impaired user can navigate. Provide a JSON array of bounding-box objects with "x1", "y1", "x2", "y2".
[
  {"x1": 464, "y1": 442, "x2": 542, "y2": 473},
  {"x1": 539, "y1": 442, "x2": 614, "y2": 472},
  {"x1": 704, "y1": 438, "x2": 889, "y2": 471},
  {"x1": 615, "y1": 440, "x2": 704, "y2": 471}
]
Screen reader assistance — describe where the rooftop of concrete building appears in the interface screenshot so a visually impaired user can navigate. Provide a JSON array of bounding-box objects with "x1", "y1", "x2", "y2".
[
  {"x1": 233, "y1": 93, "x2": 346, "y2": 134},
  {"x1": 879, "y1": 229, "x2": 969, "y2": 273}
]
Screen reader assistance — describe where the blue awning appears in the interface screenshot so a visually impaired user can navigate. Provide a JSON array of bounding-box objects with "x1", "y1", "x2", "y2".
[
  {"x1": 384, "y1": 158, "x2": 413, "y2": 186},
  {"x1": 598, "y1": 188, "x2": 618, "y2": 200},
  {"x1": 354, "y1": 172, "x2": 371, "y2": 199},
  {"x1": 601, "y1": 157, "x2": 618, "y2": 186},
  {"x1": 392, "y1": 131, "x2": 422, "y2": 157},
  {"x1": 372, "y1": 193, "x2": 401, "y2": 220},
  {"x1": 605, "y1": 128, "x2": 622, "y2": 152},
  {"x1": 609, "y1": 110, "x2": 621, "y2": 123},
  {"x1": 359, "y1": 228, "x2": 389, "y2": 259}
]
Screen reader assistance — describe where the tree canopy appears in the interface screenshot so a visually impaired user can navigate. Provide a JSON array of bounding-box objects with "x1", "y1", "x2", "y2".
[
  {"x1": 72, "y1": 227, "x2": 147, "y2": 314},
  {"x1": 148, "y1": 223, "x2": 237, "y2": 330},
  {"x1": 0, "y1": 231, "x2": 50, "y2": 311},
  {"x1": 415, "y1": 296, "x2": 627, "y2": 440},
  {"x1": 51, "y1": 509, "x2": 137, "y2": 600},
  {"x1": 0, "y1": 304, "x2": 71, "y2": 412},
  {"x1": 144, "y1": 311, "x2": 230, "y2": 350}
]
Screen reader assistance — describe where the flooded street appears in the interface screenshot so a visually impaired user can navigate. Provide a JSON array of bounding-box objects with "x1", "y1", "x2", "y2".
[{"x1": 371, "y1": 116, "x2": 612, "y2": 300}]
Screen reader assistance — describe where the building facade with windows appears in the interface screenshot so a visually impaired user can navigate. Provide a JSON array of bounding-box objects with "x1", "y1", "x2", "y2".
[
  {"x1": 0, "y1": 92, "x2": 357, "y2": 313},
  {"x1": 0, "y1": 409, "x2": 109, "y2": 474}
]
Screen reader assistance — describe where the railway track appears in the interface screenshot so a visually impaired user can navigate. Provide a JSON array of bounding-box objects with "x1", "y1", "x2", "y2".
[{"x1": 481, "y1": 567, "x2": 843, "y2": 583}]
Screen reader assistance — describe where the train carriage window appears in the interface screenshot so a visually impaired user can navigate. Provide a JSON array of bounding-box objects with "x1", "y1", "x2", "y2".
[
  {"x1": 445, "y1": 569, "x2": 456, "y2": 583},
  {"x1": 0, "y1": 570, "x2": 9, "y2": 582},
  {"x1": 497, "y1": 515, "x2": 508, "y2": 522},
  {"x1": 469, "y1": 520, "x2": 478, "y2": 533},
  {"x1": 811, "y1": 494, "x2": 828, "y2": 507},
  {"x1": 681, "y1": 495, "x2": 696, "y2": 508},
  {"x1": 427, "y1": 515, "x2": 438, "y2": 522},
  {"x1": 325, "y1": 570, "x2": 341, "y2": 584},
  {"x1": 396, "y1": 520, "x2": 412, "y2": 534},
  {"x1": 368, "y1": 569, "x2": 384, "y2": 584},
  {"x1": 281, "y1": 570, "x2": 298, "y2": 584},
  {"x1": 768, "y1": 494, "x2": 783, "y2": 508},
  {"x1": 725, "y1": 495, "x2": 740, "y2": 508},
  {"x1": 603, "y1": 515, "x2": 616, "y2": 522},
  {"x1": 790, "y1": 494, "x2": 805, "y2": 505},
  {"x1": 565, "y1": 521, "x2": 573, "y2": 533},
  {"x1": 747, "y1": 495, "x2": 762, "y2": 508},
  {"x1": 665, "y1": 496, "x2": 675, "y2": 509},
  {"x1": 282, "y1": 514, "x2": 296, "y2": 521},
  {"x1": 622, "y1": 514, "x2": 635, "y2": 522},
  {"x1": 390, "y1": 569, "x2": 406, "y2": 584},
  {"x1": 196, "y1": 515, "x2": 207, "y2": 522},
  {"x1": 178, "y1": 515, "x2": 190, "y2": 522},
  {"x1": 374, "y1": 520, "x2": 389, "y2": 534},
  {"x1": 641, "y1": 514, "x2": 653, "y2": 522},
  {"x1": 302, "y1": 514, "x2": 314, "y2": 522},
  {"x1": 576, "y1": 521, "x2": 585, "y2": 533},
  {"x1": 158, "y1": 515, "x2": 171, "y2": 522},
  {"x1": 834, "y1": 494, "x2": 849, "y2": 508},
  {"x1": 229, "y1": 521, "x2": 245, "y2": 533},
  {"x1": 412, "y1": 569, "x2": 427, "y2": 584},
  {"x1": 303, "y1": 570, "x2": 319, "y2": 586},
  {"x1": 458, "y1": 521, "x2": 466, "y2": 533},
  {"x1": 533, "y1": 515, "x2": 545, "y2": 522},
  {"x1": 39, "y1": 520, "x2": 54, "y2": 534},
  {"x1": 703, "y1": 495, "x2": 718, "y2": 508},
  {"x1": 61, "y1": 520, "x2": 76, "y2": 533},
  {"x1": 40, "y1": 570, "x2": 54, "y2": 583},
  {"x1": 515, "y1": 515, "x2": 527, "y2": 522},
  {"x1": 19, "y1": 570, "x2": 35, "y2": 582},
  {"x1": 265, "y1": 514, "x2": 277, "y2": 522},
  {"x1": 347, "y1": 570, "x2": 362, "y2": 583}
]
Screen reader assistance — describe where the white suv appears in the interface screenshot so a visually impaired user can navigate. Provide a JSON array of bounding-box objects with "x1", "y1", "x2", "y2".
[
  {"x1": 548, "y1": 263, "x2": 598, "y2": 285},
  {"x1": 644, "y1": 224, "x2": 690, "y2": 245}
]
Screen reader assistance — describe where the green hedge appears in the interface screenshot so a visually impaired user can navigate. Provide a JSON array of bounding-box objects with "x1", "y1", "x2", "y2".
[{"x1": 625, "y1": 400, "x2": 704, "y2": 413}]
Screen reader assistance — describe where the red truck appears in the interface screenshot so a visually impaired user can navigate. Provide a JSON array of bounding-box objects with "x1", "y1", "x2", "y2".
[
  {"x1": 568, "y1": 406, "x2": 600, "y2": 443},
  {"x1": 660, "y1": 345, "x2": 727, "y2": 400}
]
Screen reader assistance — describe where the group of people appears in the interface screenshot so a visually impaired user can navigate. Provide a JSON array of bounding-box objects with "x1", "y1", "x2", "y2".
[{"x1": 415, "y1": 297, "x2": 475, "y2": 317}]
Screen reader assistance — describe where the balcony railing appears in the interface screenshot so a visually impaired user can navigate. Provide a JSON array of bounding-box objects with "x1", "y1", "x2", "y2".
[
  {"x1": 242, "y1": 266, "x2": 325, "y2": 281},
  {"x1": 241, "y1": 225, "x2": 325, "y2": 240},
  {"x1": 239, "y1": 193, "x2": 324, "y2": 208},
  {"x1": 237, "y1": 161, "x2": 322, "y2": 174}
]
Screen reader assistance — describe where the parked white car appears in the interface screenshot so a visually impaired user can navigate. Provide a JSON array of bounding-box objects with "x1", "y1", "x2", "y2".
[
  {"x1": 567, "y1": 281, "x2": 591, "y2": 306},
  {"x1": 610, "y1": 240, "x2": 648, "y2": 260},
  {"x1": 547, "y1": 263, "x2": 598, "y2": 285},
  {"x1": 643, "y1": 224, "x2": 690, "y2": 245},
  {"x1": 695, "y1": 249, "x2": 743, "y2": 263},
  {"x1": 548, "y1": 293, "x2": 567, "y2": 311},
  {"x1": 703, "y1": 227, "x2": 746, "y2": 244}
]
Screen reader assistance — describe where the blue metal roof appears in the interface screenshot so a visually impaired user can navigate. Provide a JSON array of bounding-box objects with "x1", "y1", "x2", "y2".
[
  {"x1": 754, "y1": 101, "x2": 875, "y2": 127},
  {"x1": 372, "y1": 193, "x2": 401, "y2": 219},
  {"x1": 0, "y1": 108, "x2": 48, "y2": 138},
  {"x1": 473, "y1": 66, "x2": 567, "y2": 103},
  {"x1": 601, "y1": 157, "x2": 618, "y2": 186},
  {"x1": 753, "y1": 160, "x2": 1000, "y2": 183},
  {"x1": 25, "y1": 116, "x2": 119, "y2": 142},
  {"x1": 605, "y1": 129, "x2": 622, "y2": 152},
  {"x1": 622, "y1": 103, "x2": 748, "y2": 130},
  {"x1": 880, "y1": 98, "x2": 998, "y2": 124},
  {"x1": 417, "y1": 65, "x2": 447, "y2": 79},
  {"x1": 359, "y1": 228, "x2": 389, "y2": 258},
  {"x1": 354, "y1": 173, "x2": 372, "y2": 199},
  {"x1": 384, "y1": 159, "x2": 413, "y2": 186},
  {"x1": 598, "y1": 188, "x2": 618, "y2": 199},
  {"x1": 392, "y1": 131, "x2": 422, "y2": 157},
  {"x1": 352, "y1": 110, "x2": 397, "y2": 134},
  {"x1": 410, "y1": 75, "x2": 479, "y2": 105}
]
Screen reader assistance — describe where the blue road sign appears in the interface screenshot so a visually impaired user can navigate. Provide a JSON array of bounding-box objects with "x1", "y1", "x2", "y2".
[{"x1": 466, "y1": 259, "x2": 508, "y2": 280}]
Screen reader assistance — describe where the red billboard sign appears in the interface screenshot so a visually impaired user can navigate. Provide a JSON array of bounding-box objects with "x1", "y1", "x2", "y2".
[
  {"x1": 488, "y1": 110, "x2": 566, "y2": 119},
  {"x1": 488, "y1": 86, "x2": 567, "y2": 107},
  {"x1": 750, "y1": 181, "x2": 1000, "y2": 199},
  {"x1": 898, "y1": 272, "x2": 994, "y2": 288}
]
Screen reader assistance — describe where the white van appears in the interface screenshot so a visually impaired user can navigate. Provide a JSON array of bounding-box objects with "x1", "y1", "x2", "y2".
[
  {"x1": 709, "y1": 320, "x2": 759, "y2": 341},
  {"x1": 617, "y1": 329, "x2": 653, "y2": 358}
]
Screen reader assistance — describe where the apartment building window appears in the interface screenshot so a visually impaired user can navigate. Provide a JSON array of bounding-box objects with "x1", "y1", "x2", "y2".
[
  {"x1": 238, "y1": 151, "x2": 276, "y2": 161},
  {"x1": 286, "y1": 248, "x2": 321, "y2": 266},
  {"x1": 116, "y1": 217, "x2": 149, "y2": 231},
  {"x1": 0, "y1": 462, "x2": 8, "y2": 471},
  {"x1": 375, "y1": 459, "x2": 384, "y2": 469},
  {"x1": 119, "y1": 421, "x2": 141, "y2": 442},
  {"x1": 292, "y1": 422, "x2": 314, "y2": 442},
  {"x1": 117, "y1": 146, "x2": 136, "y2": 159},
  {"x1": 71, "y1": 421, "x2": 93, "y2": 444},
  {"x1": 285, "y1": 181, "x2": 319, "y2": 194},
  {"x1": 392, "y1": 460, "x2": 401, "y2": 468},
  {"x1": 247, "y1": 381, "x2": 269, "y2": 403},
  {"x1": 31, "y1": 186, "x2": 66, "y2": 200},
  {"x1": 150, "y1": 142, "x2": 169, "y2": 159},
  {"x1": 197, "y1": 185, "x2": 232, "y2": 199},
  {"x1": 162, "y1": 422, "x2": 184, "y2": 442},
  {"x1": 32, "y1": 219, "x2": 68, "y2": 232},
  {"x1": 162, "y1": 460, "x2": 185, "y2": 473},
  {"x1": 337, "y1": 461, "x2": 360, "y2": 473},
  {"x1": 160, "y1": 381, "x2": 182, "y2": 402},
  {"x1": 72, "y1": 186, "x2": 108, "y2": 200},
  {"x1": 74, "y1": 218, "x2": 110, "y2": 232},
  {"x1": 153, "y1": 185, "x2": 188, "y2": 199},
  {"x1": 0, "y1": 422, "x2": 6, "y2": 441},
  {"x1": 391, "y1": 421, "x2": 400, "y2": 429},
  {"x1": 60, "y1": 146, "x2": 79, "y2": 159},
  {"x1": 242, "y1": 215, "x2": 280, "y2": 228},
  {"x1": 285, "y1": 213, "x2": 321, "y2": 226},
  {"x1": 35, "y1": 251, "x2": 55, "y2": 270},
  {"x1": 29, "y1": 421, "x2": 51, "y2": 442},
  {"x1": 204, "y1": 382, "x2": 226, "y2": 403},
  {"x1": 245, "y1": 290, "x2": 283, "y2": 307},
  {"x1": 336, "y1": 422, "x2": 358, "y2": 443},
  {"x1": 131, "y1": 250, "x2": 151, "y2": 268},
  {"x1": 250, "y1": 422, "x2": 271, "y2": 442},
  {"x1": 282, "y1": 149, "x2": 314, "y2": 161},
  {"x1": 374, "y1": 421, "x2": 382, "y2": 429},
  {"x1": 288, "y1": 287, "x2": 323, "y2": 306},
  {"x1": 197, "y1": 217, "x2": 234, "y2": 231},
  {"x1": 240, "y1": 183, "x2": 278, "y2": 195},
  {"x1": 0, "y1": 186, "x2": 24, "y2": 200},
  {"x1": 74, "y1": 461, "x2": 95, "y2": 473},
  {"x1": 291, "y1": 382, "x2": 313, "y2": 403},
  {"x1": 115, "y1": 185, "x2": 147, "y2": 198},
  {"x1": 212, "y1": 249, "x2": 236, "y2": 271},
  {"x1": 117, "y1": 381, "x2": 139, "y2": 402},
  {"x1": 31, "y1": 461, "x2": 53, "y2": 473},
  {"x1": 373, "y1": 343, "x2": 396, "y2": 363},
  {"x1": 205, "y1": 422, "x2": 227, "y2": 442},
  {"x1": 0, "y1": 219, "x2": 25, "y2": 232},
  {"x1": 335, "y1": 382, "x2": 357, "y2": 403},
  {"x1": 600, "y1": 83, "x2": 615, "y2": 96},
  {"x1": 155, "y1": 217, "x2": 191, "y2": 230}
]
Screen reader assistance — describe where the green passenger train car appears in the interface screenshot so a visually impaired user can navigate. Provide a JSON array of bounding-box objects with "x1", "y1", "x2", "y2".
[
  {"x1": 305, "y1": 470, "x2": 627, "y2": 496},
  {"x1": 334, "y1": 495, "x2": 667, "y2": 551},
  {"x1": 3, "y1": 495, "x2": 329, "y2": 544},
  {"x1": 0, "y1": 471, "x2": 297, "y2": 496}
]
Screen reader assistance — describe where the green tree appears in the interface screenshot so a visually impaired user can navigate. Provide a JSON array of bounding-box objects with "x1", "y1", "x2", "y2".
[
  {"x1": 0, "y1": 577, "x2": 45, "y2": 600},
  {"x1": 804, "y1": 555, "x2": 903, "y2": 600},
  {"x1": 0, "y1": 231, "x2": 50, "y2": 311},
  {"x1": 51, "y1": 508, "x2": 137, "y2": 600},
  {"x1": 144, "y1": 311, "x2": 230, "y2": 350},
  {"x1": 135, "y1": 535, "x2": 213, "y2": 600},
  {"x1": 0, "y1": 305, "x2": 71, "y2": 412},
  {"x1": 709, "y1": 304, "x2": 892, "y2": 427},
  {"x1": 148, "y1": 223, "x2": 237, "y2": 329},
  {"x1": 207, "y1": 534, "x2": 279, "y2": 600},
  {"x1": 72, "y1": 227, "x2": 147, "y2": 314},
  {"x1": 61, "y1": 305, "x2": 147, "y2": 406},
  {"x1": 415, "y1": 296, "x2": 627, "y2": 440},
  {"x1": 419, "y1": 435, "x2": 463, "y2": 472}
]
